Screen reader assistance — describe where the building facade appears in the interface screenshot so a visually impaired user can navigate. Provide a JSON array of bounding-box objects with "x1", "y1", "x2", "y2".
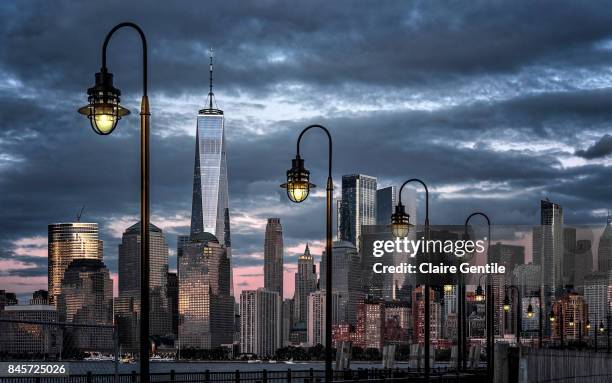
[
  {"x1": 240, "y1": 288, "x2": 281, "y2": 357},
  {"x1": 115, "y1": 222, "x2": 171, "y2": 351},
  {"x1": 320, "y1": 240, "x2": 363, "y2": 325},
  {"x1": 293, "y1": 244, "x2": 317, "y2": 325},
  {"x1": 264, "y1": 218, "x2": 284, "y2": 297},
  {"x1": 57, "y1": 258, "x2": 114, "y2": 352},
  {"x1": 339, "y1": 174, "x2": 377, "y2": 248},
  {"x1": 178, "y1": 232, "x2": 234, "y2": 349},
  {"x1": 48, "y1": 223, "x2": 102, "y2": 305},
  {"x1": 0, "y1": 304, "x2": 61, "y2": 356}
]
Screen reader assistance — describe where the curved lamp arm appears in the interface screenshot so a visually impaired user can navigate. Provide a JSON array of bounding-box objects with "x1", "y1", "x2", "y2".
[
  {"x1": 398, "y1": 178, "x2": 429, "y2": 226},
  {"x1": 102, "y1": 22, "x2": 148, "y2": 96},
  {"x1": 296, "y1": 124, "x2": 333, "y2": 178}
]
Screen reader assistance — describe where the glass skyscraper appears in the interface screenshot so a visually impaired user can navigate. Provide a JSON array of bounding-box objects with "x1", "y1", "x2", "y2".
[
  {"x1": 48, "y1": 223, "x2": 102, "y2": 305},
  {"x1": 190, "y1": 50, "x2": 233, "y2": 294},
  {"x1": 178, "y1": 232, "x2": 234, "y2": 349},
  {"x1": 190, "y1": 53, "x2": 230, "y2": 246},
  {"x1": 339, "y1": 174, "x2": 377, "y2": 249},
  {"x1": 115, "y1": 222, "x2": 171, "y2": 351}
]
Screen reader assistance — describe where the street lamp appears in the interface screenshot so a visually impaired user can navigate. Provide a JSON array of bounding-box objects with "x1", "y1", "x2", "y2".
[
  {"x1": 78, "y1": 22, "x2": 151, "y2": 383},
  {"x1": 526, "y1": 299, "x2": 534, "y2": 319},
  {"x1": 390, "y1": 178, "x2": 430, "y2": 378},
  {"x1": 281, "y1": 124, "x2": 333, "y2": 383},
  {"x1": 549, "y1": 302, "x2": 564, "y2": 347},
  {"x1": 463, "y1": 212, "x2": 492, "y2": 378},
  {"x1": 504, "y1": 285, "x2": 522, "y2": 346}
]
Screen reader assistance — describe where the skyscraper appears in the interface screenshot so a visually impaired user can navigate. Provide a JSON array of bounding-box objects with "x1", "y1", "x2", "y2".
[
  {"x1": 176, "y1": 235, "x2": 190, "y2": 269},
  {"x1": 190, "y1": 50, "x2": 231, "y2": 248},
  {"x1": 178, "y1": 232, "x2": 234, "y2": 349},
  {"x1": 48, "y1": 223, "x2": 102, "y2": 305},
  {"x1": 264, "y1": 218, "x2": 284, "y2": 297},
  {"x1": 57, "y1": 259, "x2": 113, "y2": 352},
  {"x1": 563, "y1": 227, "x2": 577, "y2": 288},
  {"x1": 339, "y1": 174, "x2": 377, "y2": 248},
  {"x1": 598, "y1": 214, "x2": 612, "y2": 274},
  {"x1": 240, "y1": 288, "x2": 281, "y2": 357},
  {"x1": 293, "y1": 244, "x2": 317, "y2": 325},
  {"x1": 376, "y1": 186, "x2": 396, "y2": 226},
  {"x1": 583, "y1": 272, "x2": 607, "y2": 338},
  {"x1": 307, "y1": 290, "x2": 326, "y2": 347},
  {"x1": 281, "y1": 298, "x2": 294, "y2": 347},
  {"x1": 320, "y1": 240, "x2": 363, "y2": 325},
  {"x1": 167, "y1": 272, "x2": 179, "y2": 337},
  {"x1": 115, "y1": 222, "x2": 171, "y2": 351},
  {"x1": 533, "y1": 199, "x2": 563, "y2": 297}
]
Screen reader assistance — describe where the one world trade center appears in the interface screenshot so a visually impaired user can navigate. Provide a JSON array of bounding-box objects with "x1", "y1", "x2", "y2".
[{"x1": 190, "y1": 49, "x2": 232, "y2": 258}]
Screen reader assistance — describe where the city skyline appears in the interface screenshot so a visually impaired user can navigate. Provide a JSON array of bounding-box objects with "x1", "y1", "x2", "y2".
[{"x1": 4, "y1": 2, "x2": 612, "y2": 303}]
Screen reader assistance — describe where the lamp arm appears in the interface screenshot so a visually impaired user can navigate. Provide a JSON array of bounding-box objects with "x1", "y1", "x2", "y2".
[
  {"x1": 102, "y1": 22, "x2": 148, "y2": 96},
  {"x1": 398, "y1": 178, "x2": 429, "y2": 226},
  {"x1": 296, "y1": 124, "x2": 332, "y2": 178}
]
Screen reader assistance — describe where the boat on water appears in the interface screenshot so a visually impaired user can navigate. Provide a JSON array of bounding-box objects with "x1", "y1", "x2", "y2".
[
  {"x1": 84, "y1": 352, "x2": 114, "y2": 361},
  {"x1": 247, "y1": 359, "x2": 262, "y2": 363}
]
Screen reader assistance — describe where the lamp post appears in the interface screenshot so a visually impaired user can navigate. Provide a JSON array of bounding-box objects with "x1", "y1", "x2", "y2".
[
  {"x1": 464, "y1": 212, "x2": 492, "y2": 378},
  {"x1": 390, "y1": 179, "x2": 429, "y2": 379},
  {"x1": 280, "y1": 124, "x2": 333, "y2": 382},
  {"x1": 503, "y1": 285, "x2": 521, "y2": 346},
  {"x1": 78, "y1": 22, "x2": 150, "y2": 383},
  {"x1": 597, "y1": 320, "x2": 604, "y2": 351},
  {"x1": 549, "y1": 302, "x2": 563, "y2": 347}
]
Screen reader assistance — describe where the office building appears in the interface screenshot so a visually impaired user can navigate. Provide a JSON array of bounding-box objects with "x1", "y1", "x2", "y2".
[
  {"x1": 320, "y1": 240, "x2": 363, "y2": 324},
  {"x1": 167, "y1": 272, "x2": 179, "y2": 337},
  {"x1": 338, "y1": 174, "x2": 377, "y2": 248},
  {"x1": 598, "y1": 214, "x2": 612, "y2": 274},
  {"x1": 115, "y1": 222, "x2": 171, "y2": 351},
  {"x1": 30, "y1": 290, "x2": 49, "y2": 305},
  {"x1": 48, "y1": 223, "x2": 102, "y2": 305},
  {"x1": 179, "y1": 232, "x2": 233, "y2": 349},
  {"x1": 583, "y1": 272, "x2": 607, "y2": 337},
  {"x1": 533, "y1": 199, "x2": 564, "y2": 298},
  {"x1": 575, "y1": 240, "x2": 593, "y2": 292},
  {"x1": 490, "y1": 242, "x2": 525, "y2": 275},
  {"x1": 264, "y1": 218, "x2": 284, "y2": 297},
  {"x1": 513, "y1": 263, "x2": 542, "y2": 297},
  {"x1": 354, "y1": 299, "x2": 385, "y2": 351},
  {"x1": 293, "y1": 244, "x2": 317, "y2": 325},
  {"x1": 240, "y1": 288, "x2": 281, "y2": 357},
  {"x1": 0, "y1": 303, "x2": 61, "y2": 356},
  {"x1": 57, "y1": 258, "x2": 113, "y2": 352},
  {"x1": 384, "y1": 300, "x2": 410, "y2": 346},
  {"x1": 281, "y1": 298, "x2": 294, "y2": 347}
]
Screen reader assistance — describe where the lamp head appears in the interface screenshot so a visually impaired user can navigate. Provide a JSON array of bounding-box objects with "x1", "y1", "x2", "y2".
[
  {"x1": 78, "y1": 69, "x2": 130, "y2": 135},
  {"x1": 527, "y1": 303, "x2": 534, "y2": 318},
  {"x1": 390, "y1": 203, "x2": 413, "y2": 238},
  {"x1": 503, "y1": 295, "x2": 511, "y2": 312},
  {"x1": 569, "y1": 319, "x2": 575, "y2": 327},
  {"x1": 600, "y1": 321, "x2": 605, "y2": 333},
  {"x1": 475, "y1": 285, "x2": 485, "y2": 302},
  {"x1": 549, "y1": 310, "x2": 556, "y2": 322},
  {"x1": 443, "y1": 285, "x2": 453, "y2": 293},
  {"x1": 586, "y1": 320, "x2": 591, "y2": 330},
  {"x1": 280, "y1": 155, "x2": 315, "y2": 203}
]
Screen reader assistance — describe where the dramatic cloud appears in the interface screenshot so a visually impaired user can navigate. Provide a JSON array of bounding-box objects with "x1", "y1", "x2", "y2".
[
  {"x1": 576, "y1": 134, "x2": 612, "y2": 159},
  {"x1": 1, "y1": 1, "x2": 612, "y2": 300}
]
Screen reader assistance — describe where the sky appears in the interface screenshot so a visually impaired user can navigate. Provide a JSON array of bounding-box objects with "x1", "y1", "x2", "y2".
[{"x1": 2, "y1": 1, "x2": 612, "y2": 302}]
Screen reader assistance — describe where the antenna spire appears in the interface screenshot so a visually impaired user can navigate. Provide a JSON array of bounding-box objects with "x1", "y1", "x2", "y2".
[{"x1": 208, "y1": 47, "x2": 214, "y2": 110}]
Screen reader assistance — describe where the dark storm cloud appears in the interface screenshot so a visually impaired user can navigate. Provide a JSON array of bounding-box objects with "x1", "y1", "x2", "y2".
[
  {"x1": 576, "y1": 134, "x2": 612, "y2": 159},
  {"x1": 2, "y1": 0, "x2": 612, "y2": 290}
]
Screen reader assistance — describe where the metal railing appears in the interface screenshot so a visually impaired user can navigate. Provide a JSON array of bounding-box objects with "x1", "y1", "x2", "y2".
[{"x1": 1, "y1": 367, "x2": 487, "y2": 383}]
